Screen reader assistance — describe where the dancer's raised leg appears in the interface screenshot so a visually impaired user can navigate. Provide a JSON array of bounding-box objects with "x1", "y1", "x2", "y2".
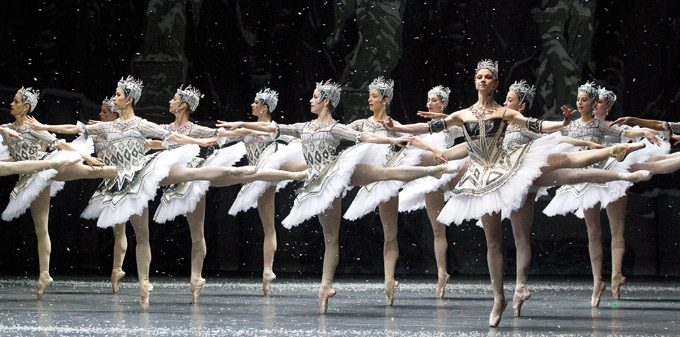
[
  {"x1": 533, "y1": 168, "x2": 651, "y2": 186},
  {"x1": 111, "y1": 222, "x2": 127, "y2": 294},
  {"x1": 160, "y1": 165, "x2": 257, "y2": 186},
  {"x1": 186, "y1": 196, "x2": 207, "y2": 303},
  {"x1": 543, "y1": 143, "x2": 645, "y2": 174},
  {"x1": 129, "y1": 209, "x2": 152, "y2": 309},
  {"x1": 211, "y1": 168, "x2": 305, "y2": 187},
  {"x1": 31, "y1": 187, "x2": 53, "y2": 300},
  {"x1": 509, "y1": 195, "x2": 534, "y2": 317},
  {"x1": 0, "y1": 158, "x2": 77, "y2": 176},
  {"x1": 378, "y1": 196, "x2": 399, "y2": 305},
  {"x1": 317, "y1": 197, "x2": 341, "y2": 314},
  {"x1": 258, "y1": 186, "x2": 277, "y2": 296},
  {"x1": 52, "y1": 164, "x2": 117, "y2": 181},
  {"x1": 350, "y1": 164, "x2": 453, "y2": 187}
]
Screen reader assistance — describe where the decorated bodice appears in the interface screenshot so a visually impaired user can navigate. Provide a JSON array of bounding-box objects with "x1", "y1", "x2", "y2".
[
  {"x1": 278, "y1": 120, "x2": 361, "y2": 181},
  {"x1": 0, "y1": 123, "x2": 59, "y2": 161},
  {"x1": 241, "y1": 133, "x2": 276, "y2": 166},
  {"x1": 560, "y1": 119, "x2": 623, "y2": 145},
  {"x1": 462, "y1": 118, "x2": 507, "y2": 166},
  {"x1": 82, "y1": 117, "x2": 171, "y2": 171},
  {"x1": 503, "y1": 124, "x2": 541, "y2": 151},
  {"x1": 349, "y1": 117, "x2": 402, "y2": 162}
]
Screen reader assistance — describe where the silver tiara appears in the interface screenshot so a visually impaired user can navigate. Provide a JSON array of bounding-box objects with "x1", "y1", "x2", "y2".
[
  {"x1": 508, "y1": 80, "x2": 536, "y2": 109},
  {"x1": 316, "y1": 80, "x2": 341, "y2": 107},
  {"x1": 177, "y1": 85, "x2": 204, "y2": 111},
  {"x1": 475, "y1": 59, "x2": 499, "y2": 79},
  {"x1": 368, "y1": 76, "x2": 395, "y2": 105},
  {"x1": 102, "y1": 96, "x2": 115, "y2": 112},
  {"x1": 577, "y1": 81, "x2": 599, "y2": 100},
  {"x1": 17, "y1": 87, "x2": 40, "y2": 113},
  {"x1": 255, "y1": 87, "x2": 279, "y2": 113},
  {"x1": 597, "y1": 86, "x2": 617, "y2": 107},
  {"x1": 427, "y1": 85, "x2": 451, "y2": 103},
  {"x1": 117, "y1": 75, "x2": 144, "y2": 104}
]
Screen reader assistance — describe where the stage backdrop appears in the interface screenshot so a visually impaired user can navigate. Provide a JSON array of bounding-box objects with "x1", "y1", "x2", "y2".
[{"x1": 0, "y1": 0, "x2": 678, "y2": 278}]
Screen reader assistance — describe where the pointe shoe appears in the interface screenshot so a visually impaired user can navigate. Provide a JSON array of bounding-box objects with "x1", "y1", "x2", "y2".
[
  {"x1": 432, "y1": 164, "x2": 459, "y2": 179},
  {"x1": 385, "y1": 279, "x2": 399, "y2": 306},
  {"x1": 318, "y1": 286, "x2": 337, "y2": 314},
  {"x1": 111, "y1": 269, "x2": 126, "y2": 294},
  {"x1": 626, "y1": 170, "x2": 653, "y2": 183},
  {"x1": 140, "y1": 279, "x2": 153, "y2": 310},
  {"x1": 513, "y1": 287, "x2": 532, "y2": 317},
  {"x1": 293, "y1": 170, "x2": 308, "y2": 182},
  {"x1": 190, "y1": 275, "x2": 206, "y2": 304},
  {"x1": 612, "y1": 274, "x2": 626, "y2": 300},
  {"x1": 489, "y1": 299, "x2": 508, "y2": 327},
  {"x1": 436, "y1": 271, "x2": 450, "y2": 299},
  {"x1": 591, "y1": 281, "x2": 606, "y2": 307},
  {"x1": 262, "y1": 269, "x2": 276, "y2": 296},
  {"x1": 612, "y1": 142, "x2": 645, "y2": 162},
  {"x1": 36, "y1": 272, "x2": 53, "y2": 300}
]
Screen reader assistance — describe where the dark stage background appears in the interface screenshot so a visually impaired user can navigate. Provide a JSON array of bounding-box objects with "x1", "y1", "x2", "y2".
[{"x1": 0, "y1": 0, "x2": 679, "y2": 278}]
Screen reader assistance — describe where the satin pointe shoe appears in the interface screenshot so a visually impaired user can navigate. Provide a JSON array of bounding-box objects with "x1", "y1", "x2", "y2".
[
  {"x1": 318, "y1": 285, "x2": 337, "y2": 314},
  {"x1": 262, "y1": 268, "x2": 276, "y2": 296},
  {"x1": 385, "y1": 279, "x2": 399, "y2": 306},
  {"x1": 436, "y1": 271, "x2": 450, "y2": 299},
  {"x1": 612, "y1": 142, "x2": 645, "y2": 162},
  {"x1": 140, "y1": 278, "x2": 153, "y2": 310},
  {"x1": 37, "y1": 272, "x2": 53, "y2": 300},
  {"x1": 591, "y1": 281, "x2": 606, "y2": 307},
  {"x1": 111, "y1": 269, "x2": 126, "y2": 294},
  {"x1": 611, "y1": 274, "x2": 626, "y2": 300},
  {"x1": 489, "y1": 299, "x2": 508, "y2": 327},
  {"x1": 190, "y1": 274, "x2": 206, "y2": 304},
  {"x1": 512, "y1": 286, "x2": 532, "y2": 317}
]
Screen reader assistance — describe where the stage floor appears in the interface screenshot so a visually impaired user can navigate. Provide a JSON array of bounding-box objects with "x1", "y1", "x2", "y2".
[{"x1": 0, "y1": 275, "x2": 678, "y2": 336}]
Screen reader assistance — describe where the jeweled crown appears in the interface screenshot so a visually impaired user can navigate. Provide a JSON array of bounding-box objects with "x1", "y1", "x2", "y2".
[
  {"x1": 316, "y1": 80, "x2": 342, "y2": 107},
  {"x1": 117, "y1": 75, "x2": 144, "y2": 104},
  {"x1": 508, "y1": 80, "x2": 536, "y2": 109},
  {"x1": 177, "y1": 85, "x2": 204, "y2": 111},
  {"x1": 427, "y1": 85, "x2": 451, "y2": 103},
  {"x1": 17, "y1": 87, "x2": 40, "y2": 113},
  {"x1": 597, "y1": 86, "x2": 617, "y2": 107},
  {"x1": 102, "y1": 96, "x2": 115, "y2": 113},
  {"x1": 255, "y1": 87, "x2": 279, "y2": 113},
  {"x1": 577, "y1": 81, "x2": 599, "y2": 100},
  {"x1": 368, "y1": 76, "x2": 395, "y2": 105},
  {"x1": 475, "y1": 59, "x2": 499, "y2": 79}
]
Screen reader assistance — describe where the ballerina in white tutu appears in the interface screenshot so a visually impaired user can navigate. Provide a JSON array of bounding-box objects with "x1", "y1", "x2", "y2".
[
  {"x1": 217, "y1": 80, "x2": 454, "y2": 314},
  {"x1": 384, "y1": 60, "x2": 652, "y2": 327},
  {"x1": 342, "y1": 77, "x2": 450, "y2": 305},
  {"x1": 148, "y1": 86, "x2": 305, "y2": 303},
  {"x1": 225, "y1": 88, "x2": 307, "y2": 297},
  {"x1": 26, "y1": 76, "x2": 267, "y2": 309},
  {"x1": 0, "y1": 126, "x2": 81, "y2": 175},
  {"x1": 1, "y1": 88, "x2": 120, "y2": 300}
]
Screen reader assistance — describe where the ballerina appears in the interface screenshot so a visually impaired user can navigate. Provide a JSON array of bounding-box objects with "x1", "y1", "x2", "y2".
[
  {"x1": 1, "y1": 87, "x2": 119, "y2": 300},
  {"x1": 226, "y1": 88, "x2": 306, "y2": 297},
  {"x1": 543, "y1": 81, "x2": 667, "y2": 308},
  {"x1": 216, "y1": 80, "x2": 454, "y2": 314},
  {"x1": 149, "y1": 86, "x2": 305, "y2": 303},
  {"x1": 382, "y1": 60, "x2": 651, "y2": 327}
]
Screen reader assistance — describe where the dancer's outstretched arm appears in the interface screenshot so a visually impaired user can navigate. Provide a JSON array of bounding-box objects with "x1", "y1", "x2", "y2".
[
  {"x1": 417, "y1": 111, "x2": 449, "y2": 119},
  {"x1": 502, "y1": 106, "x2": 574, "y2": 133},
  {"x1": 610, "y1": 117, "x2": 665, "y2": 131},
  {"x1": 378, "y1": 118, "x2": 429, "y2": 134},
  {"x1": 216, "y1": 121, "x2": 276, "y2": 133},
  {"x1": 26, "y1": 116, "x2": 81, "y2": 134}
]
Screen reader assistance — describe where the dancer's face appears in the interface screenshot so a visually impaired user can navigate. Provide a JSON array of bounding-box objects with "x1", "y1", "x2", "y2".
[
  {"x1": 368, "y1": 89, "x2": 387, "y2": 113},
  {"x1": 426, "y1": 95, "x2": 445, "y2": 113},
  {"x1": 168, "y1": 94, "x2": 182, "y2": 114},
  {"x1": 576, "y1": 92, "x2": 595, "y2": 115},
  {"x1": 10, "y1": 94, "x2": 27, "y2": 117},
  {"x1": 99, "y1": 105, "x2": 117, "y2": 122},
  {"x1": 251, "y1": 97, "x2": 265, "y2": 116},
  {"x1": 503, "y1": 92, "x2": 523, "y2": 112},
  {"x1": 113, "y1": 88, "x2": 129, "y2": 110},
  {"x1": 593, "y1": 96, "x2": 610, "y2": 120},
  {"x1": 310, "y1": 89, "x2": 326, "y2": 115},
  {"x1": 475, "y1": 69, "x2": 498, "y2": 95}
]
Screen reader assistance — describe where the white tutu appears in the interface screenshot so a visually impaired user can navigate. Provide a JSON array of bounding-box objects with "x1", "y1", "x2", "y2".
[
  {"x1": 228, "y1": 142, "x2": 305, "y2": 216},
  {"x1": 2, "y1": 149, "x2": 82, "y2": 221},
  {"x1": 0, "y1": 144, "x2": 9, "y2": 160},
  {"x1": 343, "y1": 144, "x2": 428, "y2": 221},
  {"x1": 154, "y1": 142, "x2": 247, "y2": 223},
  {"x1": 82, "y1": 144, "x2": 198, "y2": 228},
  {"x1": 544, "y1": 139, "x2": 670, "y2": 218},
  {"x1": 398, "y1": 157, "x2": 469, "y2": 213},
  {"x1": 281, "y1": 142, "x2": 389, "y2": 229},
  {"x1": 438, "y1": 132, "x2": 562, "y2": 226}
]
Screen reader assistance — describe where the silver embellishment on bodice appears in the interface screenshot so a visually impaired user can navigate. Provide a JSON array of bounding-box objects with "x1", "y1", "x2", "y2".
[
  {"x1": 1, "y1": 124, "x2": 55, "y2": 161},
  {"x1": 301, "y1": 132, "x2": 340, "y2": 184},
  {"x1": 244, "y1": 134, "x2": 276, "y2": 166},
  {"x1": 464, "y1": 119, "x2": 507, "y2": 167},
  {"x1": 561, "y1": 119, "x2": 607, "y2": 144},
  {"x1": 503, "y1": 125, "x2": 534, "y2": 151}
]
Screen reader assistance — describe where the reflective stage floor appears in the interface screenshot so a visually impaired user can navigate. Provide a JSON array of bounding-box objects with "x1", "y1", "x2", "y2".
[{"x1": 1, "y1": 275, "x2": 678, "y2": 336}]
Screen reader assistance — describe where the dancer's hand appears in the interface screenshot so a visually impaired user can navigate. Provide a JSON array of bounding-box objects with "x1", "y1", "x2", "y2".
[
  {"x1": 610, "y1": 117, "x2": 630, "y2": 127},
  {"x1": 417, "y1": 111, "x2": 448, "y2": 119},
  {"x1": 392, "y1": 135, "x2": 414, "y2": 148},
  {"x1": 378, "y1": 117, "x2": 395, "y2": 130},
  {"x1": 671, "y1": 134, "x2": 680, "y2": 146},
  {"x1": 433, "y1": 150, "x2": 447, "y2": 164},
  {"x1": 25, "y1": 116, "x2": 47, "y2": 131},
  {"x1": 642, "y1": 130, "x2": 662, "y2": 145},
  {"x1": 197, "y1": 136, "x2": 219, "y2": 147},
  {"x1": 560, "y1": 105, "x2": 575, "y2": 126},
  {"x1": 1, "y1": 127, "x2": 21, "y2": 140},
  {"x1": 216, "y1": 120, "x2": 241, "y2": 130},
  {"x1": 83, "y1": 155, "x2": 104, "y2": 168}
]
